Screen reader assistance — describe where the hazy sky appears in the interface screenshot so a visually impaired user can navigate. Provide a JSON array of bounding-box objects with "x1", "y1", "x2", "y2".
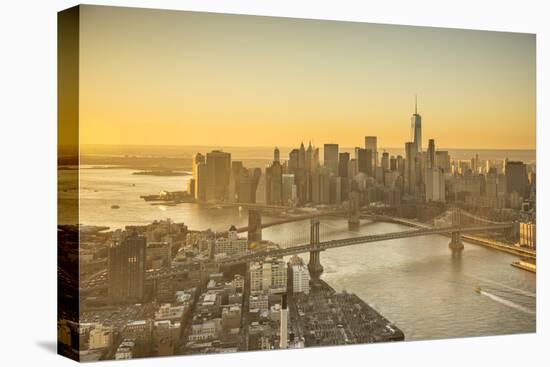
[{"x1": 79, "y1": 5, "x2": 535, "y2": 149}]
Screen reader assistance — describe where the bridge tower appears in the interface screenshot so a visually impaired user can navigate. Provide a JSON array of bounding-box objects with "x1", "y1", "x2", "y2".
[
  {"x1": 307, "y1": 219, "x2": 324, "y2": 287},
  {"x1": 348, "y1": 191, "x2": 360, "y2": 230},
  {"x1": 449, "y1": 230, "x2": 464, "y2": 250},
  {"x1": 248, "y1": 210, "x2": 262, "y2": 244}
]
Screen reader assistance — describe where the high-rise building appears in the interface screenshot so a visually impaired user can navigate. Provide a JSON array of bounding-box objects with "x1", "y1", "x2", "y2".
[
  {"x1": 435, "y1": 151, "x2": 451, "y2": 173},
  {"x1": 288, "y1": 149, "x2": 299, "y2": 174},
  {"x1": 192, "y1": 153, "x2": 206, "y2": 201},
  {"x1": 266, "y1": 161, "x2": 283, "y2": 205},
  {"x1": 255, "y1": 170, "x2": 267, "y2": 204},
  {"x1": 274, "y1": 147, "x2": 280, "y2": 163},
  {"x1": 298, "y1": 142, "x2": 306, "y2": 170},
  {"x1": 192, "y1": 153, "x2": 205, "y2": 181},
  {"x1": 427, "y1": 139, "x2": 435, "y2": 169},
  {"x1": 237, "y1": 170, "x2": 255, "y2": 203},
  {"x1": 405, "y1": 142, "x2": 417, "y2": 196},
  {"x1": 338, "y1": 152, "x2": 350, "y2": 178},
  {"x1": 282, "y1": 174, "x2": 296, "y2": 206},
  {"x1": 505, "y1": 161, "x2": 529, "y2": 198},
  {"x1": 329, "y1": 176, "x2": 342, "y2": 204},
  {"x1": 108, "y1": 232, "x2": 146, "y2": 303},
  {"x1": 311, "y1": 168, "x2": 330, "y2": 204},
  {"x1": 205, "y1": 150, "x2": 231, "y2": 201},
  {"x1": 381, "y1": 152, "x2": 390, "y2": 170},
  {"x1": 323, "y1": 143, "x2": 339, "y2": 176},
  {"x1": 356, "y1": 148, "x2": 373, "y2": 176},
  {"x1": 425, "y1": 168, "x2": 445, "y2": 202},
  {"x1": 411, "y1": 96, "x2": 422, "y2": 152},
  {"x1": 365, "y1": 136, "x2": 378, "y2": 168},
  {"x1": 390, "y1": 156, "x2": 397, "y2": 171}
]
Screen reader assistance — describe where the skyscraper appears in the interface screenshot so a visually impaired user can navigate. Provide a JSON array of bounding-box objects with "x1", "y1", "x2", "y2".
[
  {"x1": 381, "y1": 152, "x2": 390, "y2": 170},
  {"x1": 266, "y1": 161, "x2": 283, "y2": 205},
  {"x1": 205, "y1": 150, "x2": 231, "y2": 201},
  {"x1": 338, "y1": 152, "x2": 350, "y2": 178},
  {"x1": 288, "y1": 149, "x2": 299, "y2": 174},
  {"x1": 323, "y1": 143, "x2": 339, "y2": 176},
  {"x1": 365, "y1": 136, "x2": 378, "y2": 168},
  {"x1": 405, "y1": 142, "x2": 417, "y2": 196},
  {"x1": 411, "y1": 96, "x2": 422, "y2": 152},
  {"x1": 427, "y1": 139, "x2": 435, "y2": 169},
  {"x1": 505, "y1": 161, "x2": 529, "y2": 198},
  {"x1": 356, "y1": 148, "x2": 373, "y2": 176},
  {"x1": 108, "y1": 232, "x2": 146, "y2": 303},
  {"x1": 274, "y1": 147, "x2": 280, "y2": 163},
  {"x1": 192, "y1": 153, "x2": 206, "y2": 201}
]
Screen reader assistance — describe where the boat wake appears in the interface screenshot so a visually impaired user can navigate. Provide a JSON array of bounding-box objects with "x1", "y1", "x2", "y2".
[
  {"x1": 479, "y1": 290, "x2": 536, "y2": 315},
  {"x1": 467, "y1": 275, "x2": 536, "y2": 298}
]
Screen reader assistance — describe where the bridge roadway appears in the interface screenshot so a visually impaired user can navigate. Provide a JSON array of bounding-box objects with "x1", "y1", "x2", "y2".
[
  {"x1": 217, "y1": 223, "x2": 513, "y2": 266},
  {"x1": 228, "y1": 208, "x2": 349, "y2": 234},
  {"x1": 80, "y1": 222, "x2": 513, "y2": 291}
]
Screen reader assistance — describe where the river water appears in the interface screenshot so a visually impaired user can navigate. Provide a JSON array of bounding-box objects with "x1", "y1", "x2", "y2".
[{"x1": 63, "y1": 167, "x2": 536, "y2": 341}]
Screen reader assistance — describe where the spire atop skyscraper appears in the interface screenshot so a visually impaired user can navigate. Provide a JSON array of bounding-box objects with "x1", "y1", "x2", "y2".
[{"x1": 411, "y1": 96, "x2": 422, "y2": 152}]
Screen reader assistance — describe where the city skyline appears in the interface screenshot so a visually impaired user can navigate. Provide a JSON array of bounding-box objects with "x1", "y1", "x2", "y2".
[
  {"x1": 57, "y1": 6, "x2": 536, "y2": 362},
  {"x1": 76, "y1": 6, "x2": 535, "y2": 149}
]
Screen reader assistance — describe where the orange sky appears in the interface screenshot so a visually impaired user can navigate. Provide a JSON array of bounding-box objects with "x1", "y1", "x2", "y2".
[{"x1": 77, "y1": 5, "x2": 536, "y2": 149}]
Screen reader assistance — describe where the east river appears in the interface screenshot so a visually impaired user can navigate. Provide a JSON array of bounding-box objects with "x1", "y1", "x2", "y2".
[{"x1": 61, "y1": 167, "x2": 536, "y2": 341}]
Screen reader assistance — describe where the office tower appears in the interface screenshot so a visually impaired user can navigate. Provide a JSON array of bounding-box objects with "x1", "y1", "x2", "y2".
[
  {"x1": 347, "y1": 158, "x2": 358, "y2": 178},
  {"x1": 187, "y1": 178, "x2": 195, "y2": 198},
  {"x1": 323, "y1": 143, "x2": 339, "y2": 175},
  {"x1": 390, "y1": 156, "x2": 397, "y2": 171},
  {"x1": 266, "y1": 161, "x2": 283, "y2": 205},
  {"x1": 205, "y1": 150, "x2": 231, "y2": 201},
  {"x1": 298, "y1": 142, "x2": 306, "y2": 169},
  {"x1": 365, "y1": 136, "x2": 378, "y2": 168},
  {"x1": 279, "y1": 294, "x2": 289, "y2": 349},
  {"x1": 356, "y1": 148, "x2": 373, "y2": 176},
  {"x1": 313, "y1": 147, "x2": 320, "y2": 173},
  {"x1": 425, "y1": 168, "x2": 445, "y2": 202},
  {"x1": 396, "y1": 155, "x2": 405, "y2": 176},
  {"x1": 231, "y1": 161, "x2": 243, "y2": 176},
  {"x1": 411, "y1": 96, "x2": 422, "y2": 152},
  {"x1": 338, "y1": 152, "x2": 350, "y2": 177},
  {"x1": 311, "y1": 168, "x2": 330, "y2": 204},
  {"x1": 381, "y1": 152, "x2": 390, "y2": 170},
  {"x1": 194, "y1": 163, "x2": 208, "y2": 201},
  {"x1": 274, "y1": 147, "x2": 280, "y2": 163},
  {"x1": 282, "y1": 174, "x2": 296, "y2": 205},
  {"x1": 255, "y1": 170, "x2": 267, "y2": 204},
  {"x1": 435, "y1": 151, "x2": 451, "y2": 173},
  {"x1": 192, "y1": 153, "x2": 205, "y2": 181},
  {"x1": 505, "y1": 161, "x2": 529, "y2": 197},
  {"x1": 306, "y1": 142, "x2": 314, "y2": 173},
  {"x1": 237, "y1": 171, "x2": 255, "y2": 203},
  {"x1": 288, "y1": 149, "x2": 299, "y2": 173},
  {"x1": 405, "y1": 142, "x2": 417, "y2": 196},
  {"x1": 427, "y1": 139, "x2": 435, "y2": 169},
  {"x1": 330, "y1": 176, "x2": 342, "y2": 204},
  {"x1": 192, "y1": 154, "x2": 206, "y2": 200},
  {"x1": 108, "y1": 232, "x2": 146, "y2": 303}
]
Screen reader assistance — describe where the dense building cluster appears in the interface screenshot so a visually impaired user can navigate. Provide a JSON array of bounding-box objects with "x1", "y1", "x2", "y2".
[{"x1": 186, "y1": 103, "x2": 536, "y2": 228}]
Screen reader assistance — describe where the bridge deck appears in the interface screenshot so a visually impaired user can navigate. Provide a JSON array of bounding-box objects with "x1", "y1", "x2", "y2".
[{"x1": 219, "y1": 223, "x2": 513, "y2": 265}]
